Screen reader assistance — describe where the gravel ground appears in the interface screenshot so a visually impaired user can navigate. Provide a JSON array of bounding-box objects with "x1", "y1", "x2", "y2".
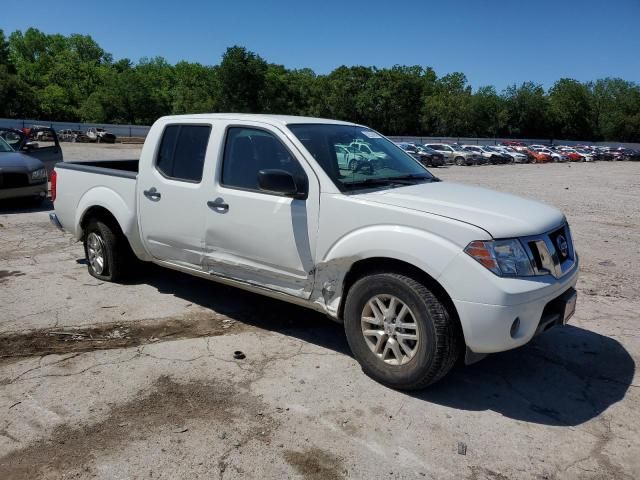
[{"x1": 0, "y1": 143, "x2": 638, "y2": 479}]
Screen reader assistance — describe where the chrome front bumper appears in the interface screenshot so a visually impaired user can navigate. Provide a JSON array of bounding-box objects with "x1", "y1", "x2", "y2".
[{"x1": 49, "y1": 212, "x2": 64, "y2": 231}]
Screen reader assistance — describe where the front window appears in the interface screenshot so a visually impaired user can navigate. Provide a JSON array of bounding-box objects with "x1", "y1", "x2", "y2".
[{"x1": 288, "y1": 124, "x2": 434, "y2": 192}]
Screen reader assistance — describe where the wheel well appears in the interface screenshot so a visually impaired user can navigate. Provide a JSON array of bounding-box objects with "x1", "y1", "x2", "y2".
[
  {"x1": 80, "y1": 206, "x2": 125, "y2": 240},
  {"x1": 338, "y1": 257, "x2": 463, "y2": 342}
]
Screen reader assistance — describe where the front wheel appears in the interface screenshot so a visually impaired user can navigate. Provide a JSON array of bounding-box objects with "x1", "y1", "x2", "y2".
[
  {"x1": 454, "y1": 156, "x2": 465, "y2": 166},
  {"x1": 344, "y1": 273, "x2": 461, "y2": 390}
]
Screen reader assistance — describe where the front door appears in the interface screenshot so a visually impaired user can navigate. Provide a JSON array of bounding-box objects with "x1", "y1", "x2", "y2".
[
  {"x1": 203, "y1": 124, "x2": 319, "y2": 298},
  {"x1": 138, "y1": 123, "x2": 213, "y2": 269}
]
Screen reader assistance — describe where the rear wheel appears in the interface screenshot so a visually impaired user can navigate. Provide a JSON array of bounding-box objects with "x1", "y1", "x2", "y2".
[
  {"x1": 348, "y1": 159, "x2": 358, "y2": 171},
  {"x1": 344, "y1": 273, "x2": 461, "y2": 390},
  {"x1": 454, "y1": 156, "x2": 465, "y2": 166},
  {"x1": 83, "y1": 218, "x2": 129, "y2": 282}
]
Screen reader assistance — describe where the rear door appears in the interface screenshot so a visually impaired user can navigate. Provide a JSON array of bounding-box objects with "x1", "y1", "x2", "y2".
[
  {"x1": 137, "y1": 122, "x2": 213, "y2": 269},
  {"x1": 203, "y1": 122, "x2": 319, "y2": 298}
]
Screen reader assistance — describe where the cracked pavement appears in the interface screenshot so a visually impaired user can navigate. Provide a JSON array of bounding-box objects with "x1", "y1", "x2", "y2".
[{"x1": 0, "y1": 146, "x2": 639, "y2": 479}]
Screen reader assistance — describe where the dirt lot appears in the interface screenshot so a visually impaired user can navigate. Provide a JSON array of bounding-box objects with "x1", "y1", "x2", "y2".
[{"x1": 0, "y1": 144, "x2": 639, "y2": 479}]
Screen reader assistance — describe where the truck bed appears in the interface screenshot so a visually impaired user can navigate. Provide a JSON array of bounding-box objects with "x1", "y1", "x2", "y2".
[{"x1": 55, "y1": 159, "x2": 139, "y2": 178}]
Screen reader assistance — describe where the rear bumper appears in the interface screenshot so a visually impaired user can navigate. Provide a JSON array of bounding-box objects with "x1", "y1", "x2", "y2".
[
  {"x1": 49, "y1": 212, "x2": 64, "y2": 231},
  {"x1": 0, "y1": 183, "x2": 47, "y2": 201}
]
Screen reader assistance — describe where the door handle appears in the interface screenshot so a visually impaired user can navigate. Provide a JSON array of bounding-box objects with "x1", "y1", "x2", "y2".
[
  {"x1": 207, "y1": 200, "x2": 229, "y2": 212},
  {"x1": 143, "y1": 188, "x2": 161, "y2": 200}
]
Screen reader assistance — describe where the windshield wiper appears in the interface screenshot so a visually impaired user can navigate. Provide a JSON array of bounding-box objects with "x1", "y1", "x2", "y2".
[
  {"x1": 383, "y1": 174, "x2": 438, "y2": 184},
  {"x1": 343, "y1": 174, "x2": 439, "y2": 191},
  {"x1": 343, "y1": 178, "x2": 400, "y2": 189}
]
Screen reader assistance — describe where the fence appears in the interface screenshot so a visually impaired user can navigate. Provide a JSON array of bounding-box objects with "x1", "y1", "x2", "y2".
[
  {"x1": 2, "y1": 117, "x2": 638, "y2": 149},
  {"x1": 0, "y1": 118, "x2": 151, "y2": 138}
]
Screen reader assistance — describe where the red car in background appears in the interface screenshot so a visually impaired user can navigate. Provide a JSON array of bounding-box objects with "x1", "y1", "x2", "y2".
[{"x1": 526, "y1": 148, "x2": 553, "y2": 163}]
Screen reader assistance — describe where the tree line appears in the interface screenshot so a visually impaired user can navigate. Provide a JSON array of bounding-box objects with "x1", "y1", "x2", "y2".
[{"x1": 1, "y1": 28, "x2": 639, "y2": 141}]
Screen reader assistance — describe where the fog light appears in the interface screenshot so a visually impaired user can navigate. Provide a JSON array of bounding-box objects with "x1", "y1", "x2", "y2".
[{"x1": 510, "y1": 317, "x2": 520, "y2": 338}]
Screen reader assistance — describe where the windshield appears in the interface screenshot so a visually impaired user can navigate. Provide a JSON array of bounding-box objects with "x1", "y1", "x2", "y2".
[
  {"x1": 0, "y1": 136, "x2": 14, "y2": 152},
  {"x1": 0, "y1": 129, "x2": 23, "y2": 148},
  {"x1": 288, "y1": 124, "x2": 434, "y2": 191}
]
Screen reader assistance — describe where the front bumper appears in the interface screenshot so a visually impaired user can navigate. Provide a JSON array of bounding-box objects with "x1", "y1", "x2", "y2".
[
  {"x1": 0, "y1": 183, "x2": 47, "y2": 201},
  {"x1": 444, "y1": 250, "x2": 579, "y2": 354}
]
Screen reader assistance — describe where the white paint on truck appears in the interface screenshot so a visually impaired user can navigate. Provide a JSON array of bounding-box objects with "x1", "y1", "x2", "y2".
[{"x1": 51, "y1": 114, "x2": 579, "y2": 388}]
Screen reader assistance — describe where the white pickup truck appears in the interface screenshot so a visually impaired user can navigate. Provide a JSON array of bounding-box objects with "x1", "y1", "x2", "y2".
[{"x1": 50, "y1": 114, "x2": 579, "y2": 389}]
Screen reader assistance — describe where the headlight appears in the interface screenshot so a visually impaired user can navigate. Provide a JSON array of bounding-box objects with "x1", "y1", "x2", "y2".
[
  {"x1": 464, "y1": 239, "x2": 535, "y2": 276},
  {"x1": 31, "y1": 168, "x2": 47, "y2": 180}
]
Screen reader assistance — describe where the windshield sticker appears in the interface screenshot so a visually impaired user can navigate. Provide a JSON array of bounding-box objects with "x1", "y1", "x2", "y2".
[{"x1": 361, "y1": 130, "x2": 382, "y2": 139}]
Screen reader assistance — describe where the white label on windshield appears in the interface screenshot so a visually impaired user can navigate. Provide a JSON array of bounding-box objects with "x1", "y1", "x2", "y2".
[{"x1": 361, "y1": 130, "x2": 382, "y2": 139}]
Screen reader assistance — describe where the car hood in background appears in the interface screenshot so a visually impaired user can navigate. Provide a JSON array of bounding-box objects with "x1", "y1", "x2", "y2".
[
  {"x1": 0, "y1": 152, "x2": 46, "y2": 171},
  {"x1": 360, "y1": 181, "x2": 565, "y2": 238}
]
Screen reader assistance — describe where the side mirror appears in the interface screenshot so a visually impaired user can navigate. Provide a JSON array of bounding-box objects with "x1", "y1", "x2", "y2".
[{"x1": 257, "y1": 169, "x2": 307, "y2": 199}]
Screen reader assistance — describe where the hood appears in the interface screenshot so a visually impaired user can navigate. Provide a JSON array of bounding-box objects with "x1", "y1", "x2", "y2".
[
  {"x1": 0, "y1": 152, "x2": 45, "y2": 171},
  {"x1": 360, "y1": 181, "x2": 565, "y2": 238}
]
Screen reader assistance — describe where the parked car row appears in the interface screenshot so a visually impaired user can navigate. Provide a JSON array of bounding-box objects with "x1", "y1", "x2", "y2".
[
  {"x1": 58, "y1": 127, "x2": 117, "y2": 143},
  {"x1": 397, "y1": 140, "x2": 640, "y2": 166},
  {"x1": 502, "y1": 141, "x2": 640, "y2": 163}
]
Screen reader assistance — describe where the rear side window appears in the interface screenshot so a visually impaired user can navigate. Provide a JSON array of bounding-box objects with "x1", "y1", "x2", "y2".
[{"x1": 156, "y1": 125, "x2": 211, "y2": 182}]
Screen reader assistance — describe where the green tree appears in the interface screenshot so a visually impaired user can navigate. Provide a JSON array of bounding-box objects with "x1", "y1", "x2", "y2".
[
  {"x1": 421, "y1": 72, "x2": 473, "y2": 136},
  {"x1": 216, "y1": 46, "x2": 267, "y2": 112},
  {"x1": 470, "y1": 86, "x2": 506, "y2": 137},
  {"x1": 0, "y1": 29, "x2": 10, "y2": 68},
  {"x1": 172, "y1": 61, "x2": 217, "y2": 114},
  {"x1": 502, "y1": 82, "x2": 550, "y2": 138},
  {"x1": 548, "y1": 78, "x2": 594, "y2": 140}
]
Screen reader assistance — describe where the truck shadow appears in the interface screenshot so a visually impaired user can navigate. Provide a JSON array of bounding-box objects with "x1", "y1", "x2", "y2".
[{"x1": 129, "y1": 263, "x2": 634, "y2": 427}]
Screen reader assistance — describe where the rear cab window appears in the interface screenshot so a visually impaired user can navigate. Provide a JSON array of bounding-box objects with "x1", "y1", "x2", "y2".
[{"x1": 156, "y1": 125, "x2": 212, "y2": 182}]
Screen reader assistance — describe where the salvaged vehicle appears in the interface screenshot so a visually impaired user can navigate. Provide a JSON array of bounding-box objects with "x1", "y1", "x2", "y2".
[
  {"x1": 59, "y1": 129, "x2": 91, "y2": 143},
  {"x1": 527, "y1": 148, "x2": 553, "y2": 163},
  {"x1": 462, "y1": 145, "x2": 511, "y2": 164},
  {"x1": 531, "y1": 146, "x2": 566, "y2": 162},
  {"x1": 86, "y1": 127, "x2": 117, "y2": 143},
  {"x1": 334, "y1": 145, "x2": 367, "y2": 171},
  {"x1": 51, "y1": 114, "x2": 579, "y2": 389},
  {"x1": 501, "y1": 141, "x2": 528, "y2": 153},
  {"x1": 487, "y1": 146, "x2": 528, "y2": 163},
  {"x1": 424, "y1": 143, "x2": 480, "y2": 166},
  {"x1": 557, "y1": 148, "x2": 587, "y2": 162},
  {"x1": 397, "y1": 143, "x2": 445, "y2": 167},
  {"x1": 0, "y1": 126, "x2": 63, "y2": 175},
  {"x1": 0, "y1": 136, "x2": 49, "y2": 203},
  {"x1": 415, "y1": 145, "x2": 445, "y2": 167}
]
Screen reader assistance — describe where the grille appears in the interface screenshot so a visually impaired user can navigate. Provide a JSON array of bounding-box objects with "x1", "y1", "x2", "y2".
[
  {"x1": 0, "y1": 172, "x2": 30, "y2": 189},
  {"x1": 524, "y1": 224, "x2": 576, "y2": 278}
]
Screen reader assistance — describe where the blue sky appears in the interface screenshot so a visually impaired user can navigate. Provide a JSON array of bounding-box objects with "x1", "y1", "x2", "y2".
[{"x1": 3, "y1": 0, "x2": 639, "y2": 90}]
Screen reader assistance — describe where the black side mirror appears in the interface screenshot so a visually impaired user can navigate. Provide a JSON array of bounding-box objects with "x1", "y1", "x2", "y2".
[{"x1": 257, "y1": 169, "x2": 307, "y2": 199}]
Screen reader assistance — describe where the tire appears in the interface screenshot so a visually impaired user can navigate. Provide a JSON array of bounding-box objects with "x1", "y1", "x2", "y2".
[
  {"x1": 83, "y1": 218, "x2": 128, "y2": 282},
  {"x1": 348, "y1": 159, "x2": 358, "y2": 171},
  {"x1": 344, "y1": 273, "x2": 461, "y2": 390},
  {"x1": 454, "y1": 156, "x2": 465, "y2": 166}
]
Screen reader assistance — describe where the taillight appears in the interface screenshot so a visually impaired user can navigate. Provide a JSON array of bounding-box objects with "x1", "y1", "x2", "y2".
[{"x1": 51, "y1": 169, "x2": 57, "y2": 202}]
